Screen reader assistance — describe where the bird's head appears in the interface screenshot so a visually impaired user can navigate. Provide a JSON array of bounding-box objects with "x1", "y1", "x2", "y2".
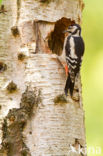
[{"x1": 64, "y1": 24, "x2": 81, "y2": 36}]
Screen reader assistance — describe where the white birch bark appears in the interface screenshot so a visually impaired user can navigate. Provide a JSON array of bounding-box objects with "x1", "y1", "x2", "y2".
[{"x1": 0, "y1": 0, "x2": 86, "y2": 155}]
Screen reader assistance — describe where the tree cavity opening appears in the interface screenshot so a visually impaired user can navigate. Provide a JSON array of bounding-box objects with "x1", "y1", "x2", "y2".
[{"x1": 48, "y1": 18, "x2": 75, "y2": 56}]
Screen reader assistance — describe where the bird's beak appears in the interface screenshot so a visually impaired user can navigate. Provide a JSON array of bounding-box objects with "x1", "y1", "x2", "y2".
[
  {"x1": 62, "y1": 30, "x2": 69, "y2": 33},
  {"x1": 63, "y1": 26, "x2": 72, "y2": 33}
]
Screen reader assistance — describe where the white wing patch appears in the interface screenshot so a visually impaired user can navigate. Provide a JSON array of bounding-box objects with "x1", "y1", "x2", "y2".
[{"x1": 69, "y1": 37, "x2": 77, "y2": 59}]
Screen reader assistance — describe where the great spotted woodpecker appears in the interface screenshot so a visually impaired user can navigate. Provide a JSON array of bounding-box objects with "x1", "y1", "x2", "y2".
[{"x1": 64, "y1": 24, "x2": 85, "y2": 96}]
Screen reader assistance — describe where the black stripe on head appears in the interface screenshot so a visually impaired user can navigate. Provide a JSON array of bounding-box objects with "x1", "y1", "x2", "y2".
[{"x1": 69, "y1": 24, "x2": 81, "y2": 31}]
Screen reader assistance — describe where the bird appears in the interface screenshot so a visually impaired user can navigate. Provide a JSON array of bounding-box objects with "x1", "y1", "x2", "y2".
[{"x1": 64, "y1": 24, "x2": 85, "y2": 96}]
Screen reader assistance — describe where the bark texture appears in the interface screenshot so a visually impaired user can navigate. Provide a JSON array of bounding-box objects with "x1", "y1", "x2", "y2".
[{"x1": 0, "y1": 0, "x2": 86, "y2": 156}]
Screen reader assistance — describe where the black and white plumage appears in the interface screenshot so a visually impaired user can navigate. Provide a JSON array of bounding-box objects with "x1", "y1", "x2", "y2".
[{"x1": 64, "y1": 24, "x2": 85, "y2": 96}]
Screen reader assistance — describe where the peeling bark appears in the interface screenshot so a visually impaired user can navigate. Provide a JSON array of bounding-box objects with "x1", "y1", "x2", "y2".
[{"x1": 0, "y1": 0, "x2": 86, "y2": 155}]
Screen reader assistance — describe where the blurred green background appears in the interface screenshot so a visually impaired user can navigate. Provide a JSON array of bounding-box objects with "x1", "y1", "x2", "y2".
[
  {"x1": 0, "y1": 0, "x2": 103, "y2": 155},
  {"x1": 82, "y1": 0, "x2": 103, "y2": 155}
]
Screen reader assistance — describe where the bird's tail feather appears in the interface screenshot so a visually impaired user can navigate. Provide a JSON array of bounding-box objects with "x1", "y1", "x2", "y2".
[{"x1": 64, "y1": 75, "x2": 75, "y2": 96}]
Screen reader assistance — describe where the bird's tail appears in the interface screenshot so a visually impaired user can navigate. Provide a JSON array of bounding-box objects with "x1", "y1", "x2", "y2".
[{"x1": 64, "y1": 74, "x2": 75, "y2": 96}]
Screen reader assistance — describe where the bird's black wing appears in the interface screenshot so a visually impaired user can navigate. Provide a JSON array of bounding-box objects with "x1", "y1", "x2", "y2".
[{"x1": 73, "y1": 36, "x2": 85, "y2": 74}]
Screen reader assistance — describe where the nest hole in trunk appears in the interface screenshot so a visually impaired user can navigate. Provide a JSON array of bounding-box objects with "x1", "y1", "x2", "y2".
[{"x1": 48, "y1": 17, "x2": 75, "y2": 56}]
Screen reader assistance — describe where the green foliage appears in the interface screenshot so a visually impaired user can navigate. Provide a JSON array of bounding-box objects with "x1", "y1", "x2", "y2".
[{"x1": 82, "y1": 0, "x2": 103, "y2": 155}]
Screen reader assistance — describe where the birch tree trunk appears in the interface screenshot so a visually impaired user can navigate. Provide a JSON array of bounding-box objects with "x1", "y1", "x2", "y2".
[{"x1": 0, "y1": 0, "x2": 86, "y2": 156}]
